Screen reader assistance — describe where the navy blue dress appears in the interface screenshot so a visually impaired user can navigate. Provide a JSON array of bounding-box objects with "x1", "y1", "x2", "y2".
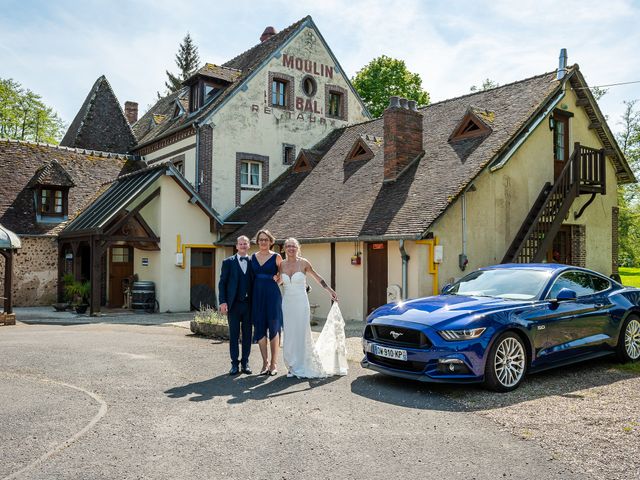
[{"x1": 251, "y1": 253, "x2": 283, "y2": 342}]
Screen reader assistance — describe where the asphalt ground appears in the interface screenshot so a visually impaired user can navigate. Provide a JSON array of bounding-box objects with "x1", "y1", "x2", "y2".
[{"x1": 0, "y1": 316, "x2": 590, "y2": 480}]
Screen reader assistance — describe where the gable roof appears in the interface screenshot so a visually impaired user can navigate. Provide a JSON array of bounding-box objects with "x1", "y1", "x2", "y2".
[
  {"x1": 133, "y1": 15, "x2": 370, "y2": 150},
  {"x1": 61, "y1": 162, "x2": 223, "y2": 236},
  {"x1": 0, "y1": 139, "x2": 142, "y2": 236},
  {"x1": 27, "y1": 159, "x2": 75, "y2": 188},
  {"x1": 220, "y1": 67, "x2": 633, "y2": 244},
  {"x1": 60, "y1": 75, "x2": 137, "y2": 153},
  {"x1": 132, "y1": 17, "x2": 309, "y2": 149}
]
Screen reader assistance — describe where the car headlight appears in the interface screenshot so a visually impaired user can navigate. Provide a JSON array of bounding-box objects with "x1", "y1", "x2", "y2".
[{"x1": 439, "y1": 328, "x2": 486, "y2": 341}]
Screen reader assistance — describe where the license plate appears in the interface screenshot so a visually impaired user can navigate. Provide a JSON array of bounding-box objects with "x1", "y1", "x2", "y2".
[{"x1": 373, "y1": 344, "x2": 407, "y2": 361}]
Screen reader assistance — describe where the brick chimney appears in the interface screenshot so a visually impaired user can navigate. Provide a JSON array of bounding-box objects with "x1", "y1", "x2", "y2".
[
  {"x1": 124, "y1": 101, "x2": 138, "y2": 124},
  {"x1": 260, "y1": 26, "x2": 277, "y2": 42},
  {"x1": 383, "y1": 96, "x2": 424, "y2": 181}
]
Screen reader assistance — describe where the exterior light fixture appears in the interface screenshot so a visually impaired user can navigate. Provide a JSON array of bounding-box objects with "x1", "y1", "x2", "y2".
[{"x1": 549, "y1": 116, "x2": 555, "y2": 131}]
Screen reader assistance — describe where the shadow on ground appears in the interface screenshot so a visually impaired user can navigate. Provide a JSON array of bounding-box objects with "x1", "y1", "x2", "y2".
[
  {"x1": 165, "y1": 374, "x2": 340, "y2": 404},
  {"x1": 351, "y1": 357, "x2": 639, "y2": 412}
]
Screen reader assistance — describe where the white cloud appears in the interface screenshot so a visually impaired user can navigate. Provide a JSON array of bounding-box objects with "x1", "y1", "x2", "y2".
[{"x1": 0, "y1": 0, "x2": 638, "y2": 133}]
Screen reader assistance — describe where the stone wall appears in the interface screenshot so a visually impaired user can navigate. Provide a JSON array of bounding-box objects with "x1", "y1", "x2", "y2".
[{"x1": 0, "y1": 236, "x2": 58, "y2": 306}]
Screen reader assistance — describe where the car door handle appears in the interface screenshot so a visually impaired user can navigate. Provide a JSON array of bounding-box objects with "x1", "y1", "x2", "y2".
[{"x1": 594, "y1": 302, "x2": 608, "y2": 309}]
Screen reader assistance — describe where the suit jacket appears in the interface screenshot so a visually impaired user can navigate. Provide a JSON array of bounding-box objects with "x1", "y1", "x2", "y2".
[{"x1": 218, "y1": 254, "x2": 253, "y2": 311}]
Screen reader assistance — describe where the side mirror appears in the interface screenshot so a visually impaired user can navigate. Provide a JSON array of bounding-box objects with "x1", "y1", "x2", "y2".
[
  {"x1": 556, "y1": 288, "x2": 577, "y2": 301},
  {"x1": 441, "y1": 283, "x2": 453, "y2": 294}
]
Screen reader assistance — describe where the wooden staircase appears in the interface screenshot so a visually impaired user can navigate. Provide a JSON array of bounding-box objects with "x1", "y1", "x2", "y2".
[{"x1": 502, "y1": 143, "x2": 606, "y2": 264}]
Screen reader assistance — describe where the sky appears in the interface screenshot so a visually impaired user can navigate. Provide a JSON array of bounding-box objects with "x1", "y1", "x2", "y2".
[{"x1": 2, "y1": 0, "x2": 639, "y2": 135}]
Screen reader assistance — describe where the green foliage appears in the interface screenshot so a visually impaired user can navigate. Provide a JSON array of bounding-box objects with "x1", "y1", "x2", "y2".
[
  {"x1": 0, "y1": 78, "x2": 65, "y2": 143},
  {"x1": 64, "y1": 279, "x2": 91, "y2": 305},
  {"x1": 470, "y1": 78, "x2": 499, "y2": 92},
  {"x1": 619, "y1": 267, "x2": 640, "y2": 287},
  {"x1": 164, "y1": 33, "x2": 201, "y2": 95},
  {"x1": 616, "y1": 100, "x2": 640, "y2": 266},
  {"x1": 590, "y1": 86, "x2": 608, "y2": 101},
  {"x1": 351, "y1": 55, "x2": 430, "y2": 118}
]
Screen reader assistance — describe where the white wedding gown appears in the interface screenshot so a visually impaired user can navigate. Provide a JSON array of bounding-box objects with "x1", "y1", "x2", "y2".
[{"x1": 281, "y1": 272, "x2": 348, "y2": 378}]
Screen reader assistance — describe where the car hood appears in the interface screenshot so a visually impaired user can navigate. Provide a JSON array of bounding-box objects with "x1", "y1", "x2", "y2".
[{"x1": 369, "y1": 295, "x2": 532, "y2": 330}]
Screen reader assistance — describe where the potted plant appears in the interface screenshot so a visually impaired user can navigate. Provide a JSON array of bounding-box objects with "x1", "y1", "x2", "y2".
[
  {"x1": 53, "y1": 273, "x2": 76, "y2": 311},
  {"x1": 190, "y1": 306, "x2": 229, "y2": 339},
  {"x1": 64, "y1": 279, "x2": 91, "y2": 314}
]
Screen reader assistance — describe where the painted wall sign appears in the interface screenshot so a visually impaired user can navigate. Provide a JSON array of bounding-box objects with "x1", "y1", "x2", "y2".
[
  {"x1": 250, "y1": 104, "x2": 328, "y2": 124},
  {"x1": 372, "y1": 243, "x2": 385, "y2": 250},
  {"x1": 282, "y1": 54, "x2": 334, "y2": 79}
]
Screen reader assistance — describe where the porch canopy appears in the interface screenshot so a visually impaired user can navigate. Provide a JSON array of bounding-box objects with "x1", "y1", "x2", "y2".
[
  {"x1": 0, "y1": 224, "x2": 22, "y2": 314},
  {"x1": 58, "y1": 163, "x2": 223, "y2": 315},
  {"x1": 58, "y1": 166, "x2": 165, "y2": 315}
]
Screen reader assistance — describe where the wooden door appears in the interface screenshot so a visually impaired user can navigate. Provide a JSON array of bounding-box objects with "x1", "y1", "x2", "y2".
[
  {"x1": 553, "y1": 113, "x2": 570, "y2": 181},
  {"x1": 108, "y1": 246, "x2": 133, "y2": 307},
  {"x1": 547, "y1": 225, "x2": 572, "y2": 265},
  {"x1": 190, "y1": 248, "x2": 216, "y2": 310},
  {"x1": 367, "y1": 242, "x2": 388, "y2": 314}
]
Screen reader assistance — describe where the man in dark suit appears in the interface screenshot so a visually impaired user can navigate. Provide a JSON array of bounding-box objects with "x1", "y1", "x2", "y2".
[{"x1": 218, "y1": 235, "x2": 254, "y2": 375}]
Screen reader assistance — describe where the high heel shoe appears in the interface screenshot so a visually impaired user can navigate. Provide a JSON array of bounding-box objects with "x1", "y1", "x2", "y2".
[
  {"x1": 269, "y1": 365, "x2": 278, "y2": 376},
  {"x1": 259, "y1": 365, "x2": 270, "y2": 375}
]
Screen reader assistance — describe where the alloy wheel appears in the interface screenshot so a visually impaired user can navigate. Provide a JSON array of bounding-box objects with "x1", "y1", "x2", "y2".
[
  {"x1": 625, "y1": 319, "x2": 640, "y2": 360},
  {"x1": 494, "y1": 337, "x2": 526, "y2": 387}
]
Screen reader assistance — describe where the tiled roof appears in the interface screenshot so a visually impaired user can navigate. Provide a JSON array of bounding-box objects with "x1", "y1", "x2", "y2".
[
  {"x1": 27, "y1": 159, "x2": 75, "y2": 188},
  {"x1": 219, "y1": 70, "x2": 568, "y2": 243},
  {"x1": 132, "y1": 16, "x2": 310, "y2": 149},
  {"x1": 187, "y1": 63, "x2": 242, "y2": 84},
  {"x1": 60, "y1": 76, "x2": 137, "y2": 153},
  {"x1": 0, "y1": 139, "x2": 143, "y2": 236}
]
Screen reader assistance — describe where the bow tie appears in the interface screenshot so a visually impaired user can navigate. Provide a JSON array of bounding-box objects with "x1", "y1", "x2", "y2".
[{"x1": 238, "y1": 256, "x2": 248, "y2": 262}]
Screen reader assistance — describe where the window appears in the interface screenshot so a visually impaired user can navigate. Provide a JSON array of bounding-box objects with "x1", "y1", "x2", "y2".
[
  {"x1": 554, "y1": 115, "x2": 568, "y2": 162},
  {"x1": 170, "y1": 154, "x2": 185, "y2": 175},
  {"x1": 204, "y1": 83, "x2": 221, "y2": 103},
  {"x1": 240, "y1": 161, "x2": 261, "y2": 188},
  {"x1": 111, "y1": 247, "x2": 130, "y2": 263},
  {"x1": 191, "y1": 250, "x2": 213, "y2": 267},
  {"x1": 302, "y1": 76, "x2": 317, "y2": 97},
  {"x1": 39, "y1": 188, "x2": 65, "y2": 216},
  {"x1": 189, "y1": 83, "x2": 202, "y2": 112},
  {"x1": 546, "y1": 271, "x2": 595, "y2": 299},
  {"x1": 283, "y1": 144, "x2": 296, "y2": 165},
  {"x1": 590, "y1": 275, "x2": 610, "y2": 293},
  {"x1": 272, "y1": 79, "x2": 287, "y2": 107},
  {"x1": 325, "y1": 84, "x2": 348, "y2": 120},
  {"x1": 328, "y1": 91, "x2": 342, "y2": 117}
]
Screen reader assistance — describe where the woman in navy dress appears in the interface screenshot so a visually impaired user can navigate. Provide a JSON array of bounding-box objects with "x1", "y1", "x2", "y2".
[{"x1": 251, "y1": 229, "x2": 283, "y2": 375}]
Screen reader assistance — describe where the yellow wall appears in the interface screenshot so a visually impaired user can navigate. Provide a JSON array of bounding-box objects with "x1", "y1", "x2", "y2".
[{"x1": 430, "y1": 85, "x2": 620, "y2": 288}]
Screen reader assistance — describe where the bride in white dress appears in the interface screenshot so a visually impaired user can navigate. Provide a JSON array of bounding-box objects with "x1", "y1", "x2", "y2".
[{"x1": 280, "y1": 238, "x2": 348, "y2": 378}]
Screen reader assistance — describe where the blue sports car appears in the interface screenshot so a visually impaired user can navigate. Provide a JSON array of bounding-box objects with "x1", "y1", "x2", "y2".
[{"x1": 361, "y1": 264, "x2": 640, "y2": 391}]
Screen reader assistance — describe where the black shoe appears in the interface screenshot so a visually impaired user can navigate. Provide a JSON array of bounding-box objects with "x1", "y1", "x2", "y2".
[
  {"x1": 241, "y1": 365, "x2": 252, "y2": 375},
  {"x1": 229, "y1": 365, "x2": 240, "y2": 375}
]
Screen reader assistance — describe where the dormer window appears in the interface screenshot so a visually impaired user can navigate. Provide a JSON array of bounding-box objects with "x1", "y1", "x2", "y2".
[
  {"x1": 28, "y1": 159, "x2": 74, "y2": 223},
  {"x1": 346, "y1": 137, "x2": 374, "y2": 162},
  {"x1": 189, "y1": 83, "x2": 203, "y2": 112},
  {"x1": 449, "y1": 108, "x2": 493, "y2": 142},
  {"x1": 38, "y1": 187, "x2": 67, "y2": 217}
]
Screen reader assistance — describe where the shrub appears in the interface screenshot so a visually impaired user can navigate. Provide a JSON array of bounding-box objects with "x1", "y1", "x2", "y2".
[{"x1": 193, "y1": 306, "x2": 228, "y2": 326}]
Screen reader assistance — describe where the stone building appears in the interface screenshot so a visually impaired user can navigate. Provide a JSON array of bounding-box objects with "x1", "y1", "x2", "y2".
[{"x1": 0, "y1": 139, "x2": 141, "y2": 305}]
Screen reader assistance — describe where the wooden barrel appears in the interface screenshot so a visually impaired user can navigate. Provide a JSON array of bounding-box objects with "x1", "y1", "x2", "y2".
[{"x1": 131, "y1": 281, "x2": 155, "y2": 312}]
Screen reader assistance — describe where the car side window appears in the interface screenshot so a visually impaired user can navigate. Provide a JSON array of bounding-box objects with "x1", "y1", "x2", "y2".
[
  {"x1": 547, "y1": 271, "x2": 595, "y2": 298},
  {"x1": 590, "y1": 274, "x2": 610, "y2": 293}
]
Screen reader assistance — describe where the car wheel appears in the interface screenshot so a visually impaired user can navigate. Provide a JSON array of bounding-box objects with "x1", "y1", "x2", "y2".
[
  {"x1": 617, "y1": 315, "x2": 640, "y2": 362},
  {"x1": 484, "y1": 332, "x2": 527, "y2": 392}
]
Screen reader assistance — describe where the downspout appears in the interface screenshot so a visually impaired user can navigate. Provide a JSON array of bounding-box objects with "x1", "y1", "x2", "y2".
[
  {"x1": 399, "y1": 240, "x2": 410, "y2": 300},
  {"x1": 194, "y1": 122, "x2": 200, "y2": 193},
  {"x1": 459, "y1": 192, "x2": 468, "y2": 271}
]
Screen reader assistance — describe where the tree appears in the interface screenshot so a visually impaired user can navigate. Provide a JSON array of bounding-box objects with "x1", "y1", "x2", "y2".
[
  {"x1": 616, "y1": 100, "x2": 640, "y2": 266},
  {"x1": 470, "y1": 78, "x2": 499, "y2": 92},
  {"x1": 164, "y1": 33, "x2": 201, "y2": 94},
  {"x1": 351, "y1": 55, "x2": 430, "y2": 118},
  {"x1": 0, "y1": 77, "x2": 65, "y2": 143}
]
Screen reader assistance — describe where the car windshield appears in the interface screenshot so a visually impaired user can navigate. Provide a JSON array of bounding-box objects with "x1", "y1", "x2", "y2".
[{"x1": 447, "y1": 268, "x2": 550, "y2": 300}]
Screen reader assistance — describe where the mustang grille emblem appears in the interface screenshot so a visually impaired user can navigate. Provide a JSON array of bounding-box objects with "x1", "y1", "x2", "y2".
[{"x1": 389, "y1": 331, "x2": 403, "y2": 339}]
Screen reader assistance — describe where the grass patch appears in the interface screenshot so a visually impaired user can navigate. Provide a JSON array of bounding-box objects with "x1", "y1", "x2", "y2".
[
  {"x1": 619, "y1": 267, "x2": 640, "y2": 287},
  {"x1": 613, "y1": 362, "x2": 640, "y2": 374}
]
